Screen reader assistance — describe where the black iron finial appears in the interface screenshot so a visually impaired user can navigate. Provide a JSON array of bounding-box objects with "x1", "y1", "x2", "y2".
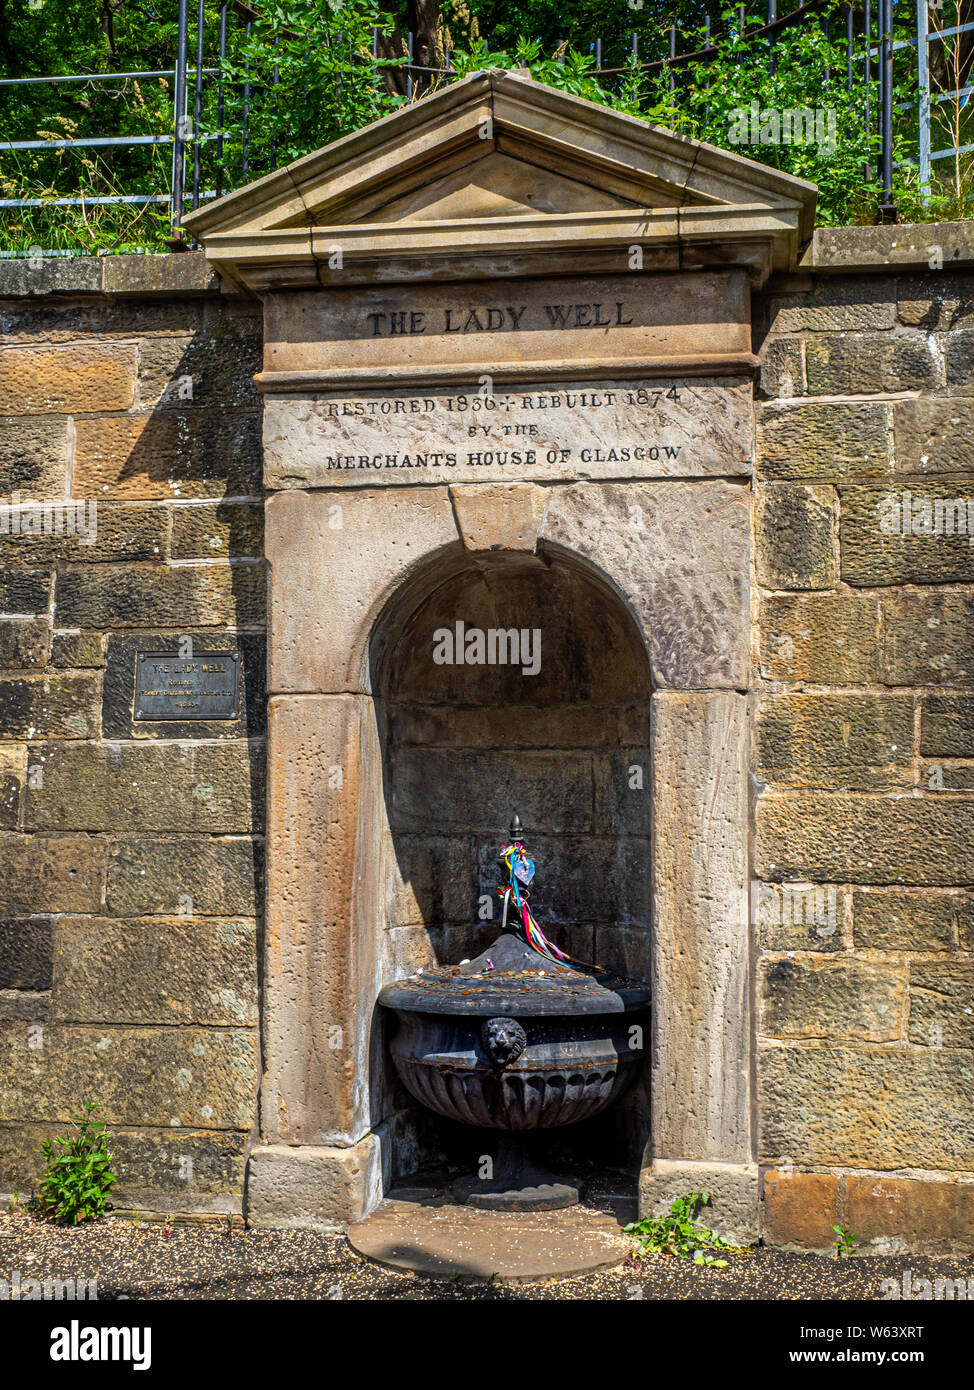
[{"x1": 510, "y1": 812, "x2": 522, "y2": 839}]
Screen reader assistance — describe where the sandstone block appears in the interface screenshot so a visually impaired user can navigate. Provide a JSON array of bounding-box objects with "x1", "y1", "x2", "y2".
[
  {"x1": 763, "y1": 1170, "x2": 839, "y2": 1249},
  {"x1": 756, "y1": 693, "x2": 913, "y2": 789},
  {"x1": 0, "y1": 418, "x2": 69, "y2": 496},
  {"x1": 54, "y1": 563, "x2": 265, "y2": 629},
  {"x1": 853, "y1": 889, "x2": 956, "y2": 950},
  {"x1": 893, "y1": 397, "x2": 974, "y2": 474},
  {"x1": 0, "y1": 617, "x2": 49, "y2": 669},
  {"x1": 755, "y1": 484, "x2": 835, "y2": 589},
  {"x1": 0, "y1": 918, "x2": 53, "y2": 990},
  {"x1": 106, "y1": 837, "x2": 260, "y2": 917},
  {"x1": 759, "y1": 593, "x2": 881, "y2": 684},
  {"x1": 758, "y1": 339, "x2": 804, "y2": 399},
  {"x1": 542, "y1": 481, "x2": 749, "y2": 689},
  {"x1": 908, "y1": 961, "x2": 974, "y2": 1047},
  {"x1": 50, "y1": 632, "x2": 105, "y2": 669},
  {"x1": 652, "y1": 692, "x2": 750, "y2": 1161},
  {"x1": 756, "y1": 792, "x2": 974, "y2": 885},
  {"x1": 73, "y1": 411, "x2": 262, "y2": 500},
  {"x1": 265, "y1": 486, "x2": 458, "y2": 694},
  {"x1": 921, "y1": 696, "x2": 974, "y2": 758},
  {"x1": 170, "y1": 502, "x2": 264, "y2": 559},
  {"x1": 757, "y1": 402, "x2": 889, "y2": 480},
  {"x1": 639, "y1": 1159, "x2": 760, "y2": 1245},
  {"x1": 0, "y1": 1024, "x2": 258, "y2": 1129},
  {"x1": 844, "y1": 1175, "x2": 973, "y2": 1252},
  {"x1": 0, "y1": 344, "x2": 135, "y2": 414},
  {"x1": 246, "y1": 1138, "x2": 380, "y2": 1229},
  {"x1": 881, "y1": 591, "x2": 974, "y2": 686},
  {"x1": 449, "y1": 482, "x2": 547, "y2": 551},
  {"x1": 759, "y1": 956, "x2": 905, "y2": 1042},
  {"x1": 52, "y1": 917, "x2": 258, "y2": 1026},
  {"x1": 759, "y1": 1043, "x2": 974, "y2": 1168},
  {"x1": 137, "y1": 335, "x2": 260, "y2": 410},
  {"x1": 22, "y1": 741, "x2": 263, "y2": 834},
  {"x1": 0, "y1": 834, "x2": 104, "y2": 914},
  {"x1": 841, "y1": 484, "x2": 974, "y2": 585},
  {"x1": 769, "y1": 278, "x2": 897, "y2": 333},
  {"x1": 805, "y1": 334, "x2": 937, "y2": 395},
  {"x1": 0, "y1": 674, "x2": 100, "y2": 740}
]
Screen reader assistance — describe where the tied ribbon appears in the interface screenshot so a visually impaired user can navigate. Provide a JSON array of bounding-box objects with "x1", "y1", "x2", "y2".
[{"x1": 497, "y1": 841, "x2": 578, "y2": 968}]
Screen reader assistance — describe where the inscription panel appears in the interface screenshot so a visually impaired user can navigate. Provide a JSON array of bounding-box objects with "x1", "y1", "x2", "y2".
[
  {"x1": 134, "y1": 652, "x2": 241, "y2": 721},
  {"x1": 264, "y1": 378, "x2": 753, "y2": 488},
  {"x1": 263, "y1": 271, "x2": 752, "y2": 379}
]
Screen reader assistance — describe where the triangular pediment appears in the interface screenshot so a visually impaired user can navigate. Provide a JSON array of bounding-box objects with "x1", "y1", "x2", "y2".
[
  {"x1": 347, "y1": 150, "x2": 644, "y2": 222},
  {"x1": 184, "y1": 68, "x2": 816, "y2": 288}
]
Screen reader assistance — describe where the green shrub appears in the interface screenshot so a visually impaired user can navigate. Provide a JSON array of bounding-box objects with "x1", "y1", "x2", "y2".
[{"x1": 36, "y1": 1101, "x2": 116, "y2": 1225}]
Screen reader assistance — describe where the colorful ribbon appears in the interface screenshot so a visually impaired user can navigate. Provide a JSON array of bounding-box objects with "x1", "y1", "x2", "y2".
[{"x1": 497, "y1": 841, "x2": 579, "y2": 968}]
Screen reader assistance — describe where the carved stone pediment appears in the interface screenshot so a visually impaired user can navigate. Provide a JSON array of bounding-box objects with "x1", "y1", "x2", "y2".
[{"x1": 184, "y1": 69, "x2": 816, "y2": 291}]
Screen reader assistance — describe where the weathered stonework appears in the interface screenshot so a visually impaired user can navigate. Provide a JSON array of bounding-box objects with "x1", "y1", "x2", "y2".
[
  {"x1": 0, "y1": 257, "x2": 263, "y2": 1218},
  {"x1": 0, "y1": 74, "x2": 971, "y2": 1251}
]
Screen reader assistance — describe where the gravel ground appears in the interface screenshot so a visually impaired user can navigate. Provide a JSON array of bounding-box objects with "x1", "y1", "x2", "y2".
[{"x1": 1, "y1": 1211, "x2": 972, "y2": 1300}]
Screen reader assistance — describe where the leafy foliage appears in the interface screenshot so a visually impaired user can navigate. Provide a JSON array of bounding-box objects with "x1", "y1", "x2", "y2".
[
  {"x1": 36, "y1": 1101, "x2": 116, "y2": 1226},
  {"x1": 0, "y1": 0, "x2": 970, "y2": 252},
  {"x1": 832, "y1": 1223, "x2": 857, "y2": 1257},
  {"x1": 219, "y1": 0, "x2": 400, "y2": 177},
  {"x1": 623, "y1": 1192, "x2": 748, "y2": 1267}
]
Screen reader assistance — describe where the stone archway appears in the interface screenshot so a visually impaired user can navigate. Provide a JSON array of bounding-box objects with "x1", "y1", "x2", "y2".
[{"x1": 248, "y1": 478, "x2": 753, "y2": 1231}]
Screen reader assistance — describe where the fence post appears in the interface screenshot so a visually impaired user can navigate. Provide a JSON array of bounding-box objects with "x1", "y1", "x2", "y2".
[
  {"x1": 192, "y1": 0, "x2": 204, "y2": 211},
  {"x1": 916, "y1": 0, "x2": 931, "y2": 198},
  {"x1": 171, "y1": 0, "x2": 189, "y2": 238},
  {"x1": 879, "y1": 0, "x2": 897, "y2": 220},
  {"x1": 216, "y1": 1, "x2": 227, "y2": 198}
]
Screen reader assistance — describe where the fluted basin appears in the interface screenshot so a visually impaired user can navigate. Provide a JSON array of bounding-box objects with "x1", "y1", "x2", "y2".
[{"x1": 378, "y1": 926, "x2": 651, "y2": 1209}]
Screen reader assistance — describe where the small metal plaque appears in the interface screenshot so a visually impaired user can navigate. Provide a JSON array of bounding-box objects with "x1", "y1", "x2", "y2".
[{"x1": 134, "y1": 651, "x2": 241, "y2": 721}]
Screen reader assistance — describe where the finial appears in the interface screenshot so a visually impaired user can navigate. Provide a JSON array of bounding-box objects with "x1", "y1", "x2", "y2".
[{"x1": 510, "y1": 811, "x2": 522, "y2": 839}]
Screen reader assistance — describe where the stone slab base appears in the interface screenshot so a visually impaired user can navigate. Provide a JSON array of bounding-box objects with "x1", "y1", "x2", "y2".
[
  {"x1": 246, "y1": 1139, "x2": 380, "y2": 1230},
  {"x1": 639, "y1": 1159, "x2": 760, "y2": 1246},
  {"x1": 347, "y1": 1197, "x2": 629, "y2": 1282}
]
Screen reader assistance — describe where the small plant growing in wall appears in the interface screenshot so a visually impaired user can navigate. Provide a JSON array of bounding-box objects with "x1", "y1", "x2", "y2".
[
  {"x1": 623, "y1": 1193, "x2": 748, "y2": 1268},
  {"x1": 832, "y1": 1225, "x2": 857, "y2": 1258},
  {"x1": 36, "y1": 1101, "x2": 116, "y2": 1225}
]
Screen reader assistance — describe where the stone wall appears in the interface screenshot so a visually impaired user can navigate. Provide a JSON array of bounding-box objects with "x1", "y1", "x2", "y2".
[
  {"x1": 0, "y1": 234, "x2": 972, "y2": 1247},
  {"x1": 0, "y1": 256, "x2": 265, "y2": 1217},
  {"x1": 751, "y1": 255, "x2": 974, "y2": 1253}
]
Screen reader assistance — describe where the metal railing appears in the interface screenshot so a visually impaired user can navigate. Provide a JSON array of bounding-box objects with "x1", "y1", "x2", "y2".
[{"x1": 0, "y1": 0, "x2": 970, "y2": 244}]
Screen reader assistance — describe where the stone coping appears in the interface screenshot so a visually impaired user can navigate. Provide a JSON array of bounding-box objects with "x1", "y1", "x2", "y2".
[
  {"x1": 0, "y1": 221, "x2": 971, "y2": 300},
  {"x1": 0, "y1": 251, "x2": 220, "y2": 298},
  {"x1": 803, "y1": 220, "x2": 974, "y2": 272}
]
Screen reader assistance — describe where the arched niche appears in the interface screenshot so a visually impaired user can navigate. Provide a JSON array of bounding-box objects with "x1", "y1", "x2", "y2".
[{"x1": 366, "y1": 545, "x2": 654, "y2": 1188}]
